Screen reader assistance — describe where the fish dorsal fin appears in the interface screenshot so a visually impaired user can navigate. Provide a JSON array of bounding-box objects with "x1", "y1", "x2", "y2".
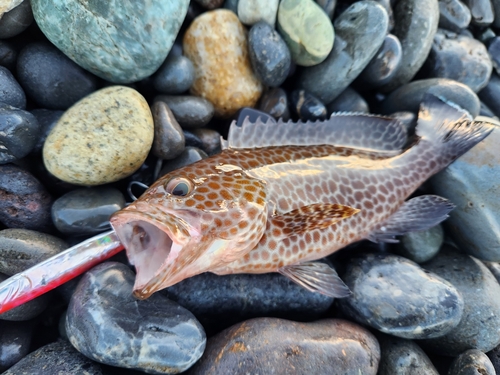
[
  {"x1": 224, "y1": 113, "x2": 407, "y2": 152},
  {"x1": 272, "y1": 203, "x2": 360, "y2": 237}
]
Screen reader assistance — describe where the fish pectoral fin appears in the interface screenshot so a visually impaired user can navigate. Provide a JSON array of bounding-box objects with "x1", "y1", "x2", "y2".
[
  {"x1": 367, "y1": 195, "x2": 455, "y2": 243},
  {"x1": 278, "y1": 262, "x2": 351, "y2": 298},
  {"x1": 272, "y1": 203, "x2": 360, "y2": 237}
]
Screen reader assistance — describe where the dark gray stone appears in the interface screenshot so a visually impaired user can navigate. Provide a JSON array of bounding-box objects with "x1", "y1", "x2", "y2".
[
  {"x1": 382, "y1": 78, "x2": 481, "y2": 117},
  {"x1": 164, "y1": 272, "x2": 333, "y2": 334},
  {"x1": 159, "y1": 147, "x2": 208, "y2": 176},
  {"x1": 153, "y1": 54, "x2": 195, "y2": 94},
  {"x1": 379, "y1": 0, "x2": 439, "y2": 92},
  {"x1": 377, "y1": 335, "x2": 439, "y2": 375},
  {"x1": 327, "y1": 87, "x2": 369, "y2": 114},
  {"x1": 0, "y1": 321, "x2": 33, "y2": 372},
  {"x1": 420, "y1": 246, "x2": 500, "y2": 355},
  {"x1": 426, "y1": 29, "x2": 492, "y2": 92},
  {"x1": 438, "y1": 0, "x2": 471, "y2": 32},
  {"x1": 397, "y1": 224, "x2": 444, "y2": 263},
  {"x1": 477, "y1": 27, "x2": 496, "y2": 45},
  {"x1": 2, "y1": 339, "x2": 103, "y2": 375},
  {"x1": 0, "y1": 0, "x2": 33, "y2": 39},
  {"x1": 315, "y1": 0, "x2": 336, "y2": 18},
  {"x1": 0, "y1": 165, "x2": 53, "y2": 232},
  {"x1": 188, "y1": 318, "x2": 380, "y2": 375},
  {"x1": 259, "y1": 87, "x2": 290, "y2": 120},
  {"x1": 298, "y1": 1, "x2": 389, "y2": 104},
  {"x1": 289, "y1": 89, "x2": 327, "y2": 121},
  {"x1": 190, "y1": 128, "x2": 221, "y2": 156},
  {"x1": 248, "y1": 21, "x2": 291, "y2": 87},
  {"x1": 488, "y1": 36, "x2": 500, "y2": 76},
  {"x1": 183, "y1": 130, "x2": 204, "y2": 150},
  {"x1": 448, "y1": 349, "x2": 496, "y2": 374},
  {"x1": 464, "y1": 0, "x2": 494, "y2": 26},
  {"x1": 194, "y1": 0, "x2": 224, "y2": 9},
  {"x1": 66, "y1": 262, "x2": 206, "y2": 374},
  {"x1": 151, "y1": 101, "x2": 185, "y2": 160},
  {"x1": 493, "y1": 0, "x2": 500, "y2": 28},
  {"x1": 339, "y1": 253, "x2": 464, "y2": 339},
  {"x1": 0, "y1": 273, "x2": 49, "y2": 320},
  {"x1": 30, "y1": 109, "x2": 64, "y2": 154},
  {"x1": 0, "y1": 103, "x2": 39, "y2": 163},
  {"x1": 0, "y1": 66, "x2": 25, "y2": 109},
  {"x1": 0, "y1": 41, "x2": 17, "y2": 71},
  {"x1": 479, "y1": 72, "x2": 500, "y2": 117},
  {"x1": 51, "y1": 187, "x2": 125, "y2": 235},
  {"x1": 479, "y1": 101, "x2": 497, "y2": 118},
  {"x1": 155, "y1": 95, "x2": 214, "y2": 128},
  {"x1": 16, "y1": 42, "x2": 98, "y2": 110},
  {"x1": 0, "y1": 228, "x2": 67, "y2": 275}
]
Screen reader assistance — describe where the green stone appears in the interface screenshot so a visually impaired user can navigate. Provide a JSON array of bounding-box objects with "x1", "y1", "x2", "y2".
[
  {"x1": 277, "y1": 0, "x2": 334, "y2": 66},
  {"x1": 31, "y1": 0, "x2": 189, "y2": 83}
]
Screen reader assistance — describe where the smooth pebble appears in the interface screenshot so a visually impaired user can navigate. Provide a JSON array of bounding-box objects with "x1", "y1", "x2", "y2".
[
  {"x1": 397, "y1": 225, "x2": 444, "y2": 263},
  {"x1": 259, "y1": 87, "x2": 290, "y2": 119},
  {"x1": 0, "y1": 0, "x2": 32, "y2": 39},
  {"x1": 153, "y1": 54, "x2": 195, "y2": 95},
  {"x1": 438, "y1": 0, "x2": 472, "y2": 32},
  {"x1": 448, "y1": 349, "x2": 496, "y2": 375},
  {"x1": 151, "y1": 101, "x2": 186, "y2": 160},
  {"x1": 289, "y1": 89, "x2": 327, "y2": 121},
  {"x1": 237, "y1": 0, "x2": 279, "y2": 26},
  {"x1": 327, "y1": 87, "x2": 369, "y2": 114},
  {"x1": 0, "y1": 66, "x2": 26, "y2": 109},
  {"x1": 155, "y1": 95, "x2": 214, "y2": 128}
]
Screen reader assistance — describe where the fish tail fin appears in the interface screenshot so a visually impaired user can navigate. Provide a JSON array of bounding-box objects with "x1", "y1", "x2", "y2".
[{"x1": 415, "y1": 95, "x2": 494, "y2": 169}]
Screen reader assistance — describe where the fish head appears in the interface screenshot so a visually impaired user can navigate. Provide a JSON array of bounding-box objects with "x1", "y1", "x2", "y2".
[{"x1": 110, "y1": 161, "x2": 268, "y2": 299}]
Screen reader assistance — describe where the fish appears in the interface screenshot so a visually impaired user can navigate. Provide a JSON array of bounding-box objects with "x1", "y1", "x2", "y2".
[{"x1": 0, "y1": 95, "x2": 494, "y2": 313}]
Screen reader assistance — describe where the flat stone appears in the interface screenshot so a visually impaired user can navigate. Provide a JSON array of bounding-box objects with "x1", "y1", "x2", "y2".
[
  {"x1": 289, "y1": 89, "x2": 327, "y2": 121},
  {"x1": 0, "y1": 228, "x2": 67, "y2": 275},
  {"x1": 381, "y1": 78, "x2": 481, "y2": 117},
  {"x1": 30, "y1": 109, "x2": 64, "y2": 154},
  {"x1": 0, "y1": 165, "x2": 53, "y2": 232},
  {"x1": 248, "y1": 21, "x2": 291, "y2": 87},
  {"x1": 43, "y1": 86, "x2": 154, "y2": 186},
  {"x1": 0, "y1": 0, "x2": 32, "y2": 39},
  {"x1": 190, "y1": 128, "x2": 221, "y2": 156},
  {"x1": 188, "y1": 318, "x2": 380, "y2": 375},
  {"x1": 31, "y1": 0, "x2": 189, "y2": 83},
  {"x1": 448, "y1": 349, "x2": 496, "y2": 374},
  {"x1": 397, "y1": 224, "x2": 444, "y2": 263},
  {"x1": 155, "y1": 95, "x2": 214, "y2": 128},
  {"x1": 339, "y1": 253, "x2": 464, "y2": 339},
  {"x1": 327, "y1": 87, "x2": 369, "y2": 114},
  {"x1": 159, "y1": 147, "x2": 208, "y2": 176},
  {"x1": 298, "y1": 1, "x2": 388, "y2": 103},
  {"x1": 0, "y1": 321, "x2": 32, "y2": 372},
  {"x1": 258, "y1": 87, "x2": 290, "y2": 120},
  {"x1": 16, "y1": 42, "x2": 98, "y2": 110},
  {"x1": 479, "y1": 73, "x2": 500, "y2": 117},
  {"x1": 2, "y1": 339, "x2": 103, "y2": 375},
  {"x1": 0, "y1": 103, "x2": 39, "y2": 164},
  {"x1": 153, "y1": 54, "x2": 195, "y2": 95},
  {"x1": 438, "y1": 0, "x2": 472, "y2": 32},
  {"x1": 151, "y1": 101, "x2": 185, "y2": 160},
  {"x1": 51, "y1": 187, "x2": 125, "y2": 235},
  {"x1": 430, "y1": 125, "x2": 500, "y2": 261},
  {"x1": 378, "y1": 0, "x2": 439, "y2": 92},
  {"x1": 464, "y1": 0, "x2": 494, "y2": 26},
  {"x1": 183, "y1": 9, "x2": 263, "y2": 118},
  {"x1": 66, "y1": 262, "x2": 206, "y2": 374},
  {"x1": 238, "y1": 0, "x2": 279, "y2": 26},
  {"x1": 420, "y1": 246, "x2": 500, "y2": 355},
  {"x1": 0, "y1": 67, "x2": 25, "y2": 109}
]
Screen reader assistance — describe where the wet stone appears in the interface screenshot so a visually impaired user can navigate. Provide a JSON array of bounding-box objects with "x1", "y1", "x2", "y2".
[
  {"x1": 479, "y1": 73, "x2": 500, "y2": 117},
  {"x1": 0, "y1": 165, "x2": 53, "y2": 232},
  {"x1": 464, "y1": 0, "x2": 494, "y2": 26},
  {"x1": 66, "y1": 262, "x2": 206, "y2": 374},
  {"x1": 183, "y1": 130, "x2": 205, "y2": 150},
  {"x1": 51, "y1": 187, "x2": 125, "y2": 235},
  {"x1": 338, "y1": 253, "x2": 464, "y2": 339},
  {"x1": 289, "y1": 89, "x2": 327, "y2": 121},
  {"x1": 0, "y1": 0, "x2": 32, "y2": 39},
  {"x1": 0, "y1": 41, "x2": 17, "y2": 71},
  {"x1": 238, "y1": 0, "x2": 279, "y2": 26},
  {"x1": 151, "y1": 101, "x2": 185, "y2": 160},
  {"x1": 190, "y1": 128, "x2": 221, "y2": 156},
  {"x1": 259, "y1": 87, "x2": 290, "y2": 120},
  {"x1": 164, "y1": 272, "x2": 333, "y2": 334},
  {"x1": 448, "y1": 349, "x2": 496, "y2": 375},
  {"x1": 156, "y1": 95, "x2": 214, "y2": 129},
  {"x1": 0, "y1": 103, "x2": 39, "y2": 164},
  {"x1": 248, "y1": 21, "x2": 291, "y2": 87},
  {"x1": 397, "y1": 224, "x2": 444, "y2": 263},
  {"x1": 16, "y1": 43, "x2": 98, "y2": 110},
  {"x1": 0, "y1": 228, "x2": 67, "y2": 275},
  {"x1": 420, "y1": 246, "x2": 500, "y2": 355},
  {"x1": 30, "y1": 109, "x2": 64, "y2": 154},
  {"x1": 0, "y1": 66, "x2": 26, "y2": 109},
  {"x1": 188, "y1": 318, "x2": 380, "y2": 375},
  {"x1": 377, "y1": 335, "x2": 439, "y2": 375},
  {"x1": 2, "y1": 339, "x2": 103, "y2": 375},
  {"x1": 425, "y1": 29, "x2": 492, "y2": 92},
  {"x1": 153, "y1": 54, "x2": 195, "y2": 95},
  {"x1": 438, "y1": 0, "x2": 472, "y2": 32},
  {"x1": 159, "y1": 147, "x2": 208, "y2": 176},
  {"x1": 359, "y1": 34, "x2": 402, "y2": 88},
  {"x1": 0, "y1": 321, "x2": 33, "y2": 372},
  {"x1": 298, "y1": 1, "x2": 389, "y2": 103},
  {"x1": 327, "y1": 87, "x2": 369, "y2": 114}
]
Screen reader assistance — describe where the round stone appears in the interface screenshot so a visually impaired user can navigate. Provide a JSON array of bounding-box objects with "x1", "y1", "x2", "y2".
[
  {"x1": 43, "y1": 86, "x2": 154, "y2": 186},
  {"x1": 327, "y1": 87, "x2": 370, "y2": 114},
  {"x1": 248, "y1": 21, "x2": 291, "y2": 87},
  {"x1": 438, "y1": 0, "x2": 472, "y2": 32},
  {"x1": 153, "y1": 54, "x2": 195, "y2": 95},
  {"x1": 277, "y1": 0, "x2": 334, "y2": 66},
  {"x1": 183, "y1": 9, "x2": 263, "y2": 118},
  {"x1": 289, "y1": 89, "x2": 327, "y2": 121},
  {"x1": 0, "y1": 66, "x2": 25, "y2": 109},
  {"x1": 0, "y1": 0, "x2": 33, "y2": 39},
  {"x1": 31, "y1": 0, "x2": 189, "y2": 83},
  {"x1": 155, "y1": 95, "x2": 214, "y2": 128},
  {"x1": 397, "y1": 224, "x2": 444, "y2": 263},
  {"x1": 151, "y1": 101, "x2": 185, "y2": 160},
  {"x1": 259, "y1": 87, "x2": 290, "y2": 120},
  {"x1": 159, "y1": 147, "x2": 208, "y2": 176},
  {"x1": 448, "y1": 349, "x2": 496, "y2": 375},
  {"x1": 237, "y1": 0, "x2": 279, "y2": 26},
  {"x1": 66, "y1": 262, "x2": 206, "y2": 373},
  {"x1": 339, "y1": 253, "x2": 464, "y2": 339}
]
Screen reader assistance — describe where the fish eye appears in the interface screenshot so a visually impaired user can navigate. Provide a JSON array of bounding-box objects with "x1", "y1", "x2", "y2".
[{"x1": 165, "y1": 177, "x2": 194, "y2": 197}]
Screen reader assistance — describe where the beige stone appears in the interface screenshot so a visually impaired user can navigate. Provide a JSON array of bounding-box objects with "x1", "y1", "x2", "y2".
[
  {"x1": 183, "y1": 9, "x2": 263, "y2": 118},
  {"x1": 43, "y1": 86, "x2": 154, "y2": 186}
]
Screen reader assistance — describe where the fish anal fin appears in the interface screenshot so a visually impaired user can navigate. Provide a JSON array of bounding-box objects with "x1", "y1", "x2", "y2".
[
  {"x1": 272, "y1": 203, "x2": 360, "y2": 237},
  {"x1": 368, "y1": 195, "x2": 455, "y2": 243},
  {"x1": 278, "y1": 262, "x2": 351, "y2": 298}
]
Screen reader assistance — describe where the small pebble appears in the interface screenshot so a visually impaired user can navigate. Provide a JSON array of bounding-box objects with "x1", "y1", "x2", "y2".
[
  {"x1": 183, "y1": 130, "x2": 205, "y2": 150},
  {"x1": 448, "y1": 349, "x2": 496, "y2": 375},
  {"x1": 289, "y1": 89, "x2": 327, "y2": 121},
  {"x1": 159, "y1": 147, "x2": 208, "y2": 176},
  {"x1": 155, "y1": 95, "x2": 214, "y2": 128},
  {"x1": 464, "y1": 0, "x2": 494, "y2": 26},
  {"x1": 438, "y1": 0, "x2": 472, "y2": 32},
  {"x1": 0, "y1": 66, "x2": 26, "y2": 109},
  {"x1": 153, "y1": 54, "x2": 195, "y2": 95},
  {"x1": 488, "y1": 36, "x2": 500, "y2": 76},
  {"x1": 30, "y1": 109, "x2": 64, "y2": 154},
  {"x1": 0, "y1": 321, "x2": 33, "y2": 372},
  {"x1": 397, "y1": 224, "x2": 444, "y2": 263},
  {"x1": 237, "y1": 0, "x2": 279, "y2": 26},
  {"x1": 327, "y1": 87, "x2": 369, "y2": 114},
  {"x1": 479, "y1": 101, "x2": 497, "y2": 118},
  {"x1": 0, "y1": 0, "x2": 32, "y2": 39},
  {"x1": 190, "y1": 128, "x2": 221, "y2": 155},
  {"x1": 259, "y1": 87, "x2": 290, "y2": 119},
  {"x1": 151, "y1": 101, "x2": 186, "y2": 160},
  {"x1": 0, "y1": 41, "x2": 17, "y2": 71},
  {"x1": 479, "y1": 73, "x2": 500, "y2": 117}
]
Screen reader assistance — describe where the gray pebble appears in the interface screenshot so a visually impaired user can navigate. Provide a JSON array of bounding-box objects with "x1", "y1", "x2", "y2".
[
  {"x1": 289, "y1": 89, "x2": 327, "y2": 121},
  {"x1": 0, "y1": 67, "x2": 26, "y2": 109},
  {"x1": 0, "y1": 321, "x2": 33, "y2": 372},
  {"x1": 381, "y1": 78, "x2": 481, "y2": 117},
  {"x1": 190, "y1": 128, "x2": 221, "y2": 155},
  {"x1": 397, "y1": 224, "x2": 444, "y2": 263},
  {"x1": 448, "y1": 349, "x2": 496, "y2": 375},
  {"x1": 464, "y1": 0, "x2": 494, "y2": 26},
  {"x1": 259, "y1": 87, "x2": 290, "y2": 120},
  {"x1": 151, "y1": 101, "x2": 185, "y2": 160},
  {"x1": 339, "y1": 253, "x2": 464, "y2": 339},
  {"x1": 160, "y1": 147, "x2": 208, "y2": 176},
  {"x1": 479, "y1": 101, "x2": 497, "y2": 118},
  {"x1": 155, "y1": 95, "x2": 214, "y2": 128},
  {"x1": 183, "y1": 130, "x2": 205, "y2": 150},
  {"x1": 493, "y1": 0, "x2": 500, "y2": 28},
  {"x1": 0, "y1": 41, "x2": 17, "y2": 71},
  {"x1": 30, "y1": 109, "x2": 64, "y2": 154},
  {"x1": 438, "y1": 0, "x2": 472, "y2": 32},
  {"x1": 315, "y1": 0, "x2": 336, "y2": 18},
  {"x1": 488, "y1": 36, "x2": 500, "y2": 76},
  {"x1": 327, "y1": 87, "x2": 369, "y2": 114},
  {"x1": 0, "y1": 0, "x2": 33, "y2": 39},
  {"x1": 478, "y1": 27, "x2": 496, "y2": 44},
  {"x1": 153, "y1": 54, "x2": 195, "y2": 94},
  {"x1": 0, "y1": 228, "x2": 67, "y2": 275},
  {"x1": 479, "y1": 72, "x2": 500, "y2": 117},
  {"x1": 66, "y1": 262, "x2": 206, "y2": 374},
  {"x1": 194, "y1": 0, "x2": 224, "y2": 9},
  {"x1": 223, "y1": 0, "x2": 239, "y2": 13},
  {"x1": 420, "y1": 246, "x2": 500, "y2": 355}
]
